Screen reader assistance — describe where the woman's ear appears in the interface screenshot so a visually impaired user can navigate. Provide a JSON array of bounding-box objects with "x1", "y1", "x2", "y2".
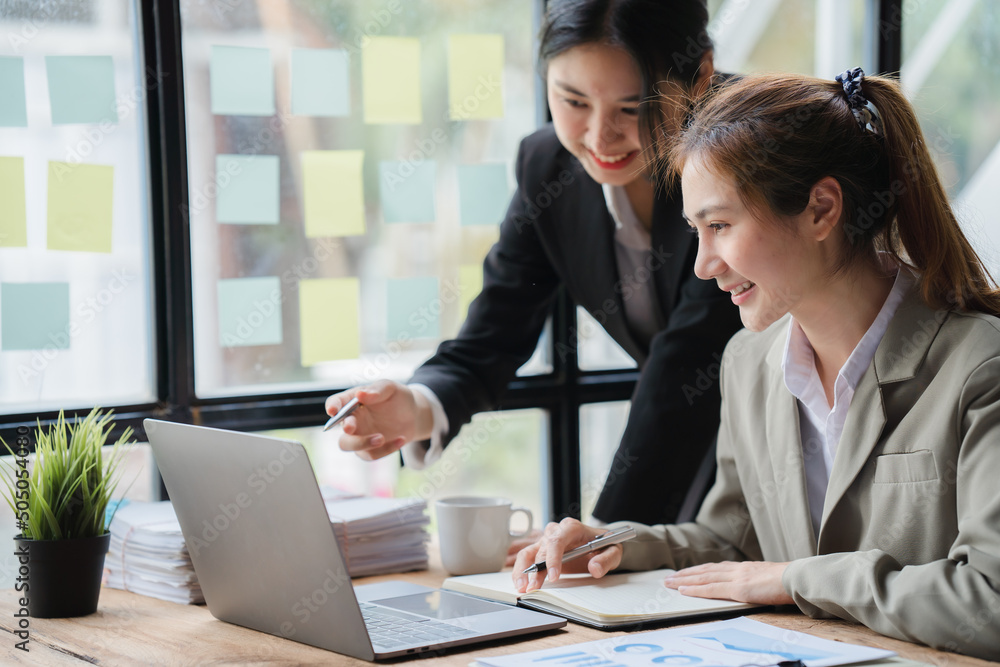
[
  {"x1": 807, "y1": 176, "x2": 844, "y2": 242},
  {"x1": 693, "y1": 50, "x2": 715, "y2": 98}
]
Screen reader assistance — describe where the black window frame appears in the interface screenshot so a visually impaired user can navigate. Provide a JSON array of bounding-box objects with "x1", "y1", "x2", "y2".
[{"x1": 0, "y1": 0, "x2": 903, "y2": 522}]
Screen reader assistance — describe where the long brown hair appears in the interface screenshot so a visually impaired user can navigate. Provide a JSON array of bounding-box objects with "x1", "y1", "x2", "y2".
[{"x1": 667, "y1": 72, "x2": 1000, "y2": 315}]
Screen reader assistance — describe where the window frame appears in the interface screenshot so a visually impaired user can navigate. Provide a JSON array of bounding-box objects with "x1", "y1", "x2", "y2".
[{"x1": 0, "y1": 0, "x2": 903, "y2": 522}]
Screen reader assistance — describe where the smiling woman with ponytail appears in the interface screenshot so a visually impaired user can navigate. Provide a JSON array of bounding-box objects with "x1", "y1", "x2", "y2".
[{"x1": 514, "y1": 69, "x2": 1000, "y2": 658}]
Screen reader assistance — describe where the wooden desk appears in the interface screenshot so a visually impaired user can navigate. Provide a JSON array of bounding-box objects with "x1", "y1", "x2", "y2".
[{"x1": 0, "y1": 562, "x2": 992, "y2": 666}]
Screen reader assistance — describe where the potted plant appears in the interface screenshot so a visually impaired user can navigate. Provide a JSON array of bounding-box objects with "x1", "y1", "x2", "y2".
[{"x1": 1, "y1": 408, "x2": 132, "y2": 617}]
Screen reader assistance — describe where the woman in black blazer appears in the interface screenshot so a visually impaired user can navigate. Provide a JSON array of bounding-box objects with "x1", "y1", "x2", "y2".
[{"x1": 327, "y1": 0, "x2": 742, "y2": 528}]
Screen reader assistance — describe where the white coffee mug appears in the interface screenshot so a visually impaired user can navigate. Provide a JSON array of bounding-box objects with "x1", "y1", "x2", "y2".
[{"x1": 435, "y1": 496, "x2": 533, "y2": 576}]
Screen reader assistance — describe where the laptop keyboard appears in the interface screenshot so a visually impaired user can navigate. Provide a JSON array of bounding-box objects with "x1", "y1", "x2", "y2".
[{"x1": 360, "y1": 602, "x2": 477, "y2": 651}]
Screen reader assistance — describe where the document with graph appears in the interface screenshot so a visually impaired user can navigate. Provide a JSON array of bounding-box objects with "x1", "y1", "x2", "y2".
[{"x1": 471, "y1": 617, "x2": 897, "y2": 667}]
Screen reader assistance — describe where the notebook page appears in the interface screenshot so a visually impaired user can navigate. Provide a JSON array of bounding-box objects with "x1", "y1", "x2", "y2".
[{"x1": 534, "y1": 569, "x2": 749, "y2": 618}]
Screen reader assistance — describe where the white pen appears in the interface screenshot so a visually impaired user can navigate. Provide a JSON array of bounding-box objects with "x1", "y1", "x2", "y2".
[
  {"x1": 522, "y1": 525, "x2": 637, "y2": 574},
  {"x1": 323, "y1": 397, "x2": 361, "y2": 432}
]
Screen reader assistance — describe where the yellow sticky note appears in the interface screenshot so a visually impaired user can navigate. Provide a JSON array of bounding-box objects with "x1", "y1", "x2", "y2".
[
  {"x1": 448, "y1": 34, "x2": 504, "y2": 120},
  {"x1": 0, "y1": 157, "x2": 27, "y2": 247},
  {"x1": 302, "y1": 150, "x2": 365, "y2": 238},
  {"x1": 300, "y1": 278, "x2": 360, "y2": 365},
  {"x1": 458, "y1": 264, "x2": 484, "y2": 321},
  {"x1": 47, "y1": 161, "x2": 113, "y2": 253},
  {"x1": 362, "y1": 37, "x2": 421, "y2": 124}
]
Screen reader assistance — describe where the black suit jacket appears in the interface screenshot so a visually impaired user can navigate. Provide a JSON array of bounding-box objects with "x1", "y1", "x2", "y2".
[{"x1": 411, "y1": 124, "x2": 743, "y2": 524}]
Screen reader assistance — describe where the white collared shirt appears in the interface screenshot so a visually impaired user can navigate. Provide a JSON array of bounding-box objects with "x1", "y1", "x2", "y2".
[{"x1": 781, "y1": 267, "x2": 912, "y2": 535}]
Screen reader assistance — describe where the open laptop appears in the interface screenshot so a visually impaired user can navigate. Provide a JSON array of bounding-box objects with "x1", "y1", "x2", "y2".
[{"x1": 144, "y1": 419, "x2": 565, "y2": 660}]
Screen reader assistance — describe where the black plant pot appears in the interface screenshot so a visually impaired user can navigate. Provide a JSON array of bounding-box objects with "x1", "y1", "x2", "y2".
[{"x1": 14, "y1": 533, "x2": 111, "y2": 618}]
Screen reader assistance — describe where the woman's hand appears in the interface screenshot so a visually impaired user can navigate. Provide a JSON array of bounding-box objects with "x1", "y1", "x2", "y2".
[
  {"x1": 511, "y1": 518, "x2": 623, "y2": 594},
  {"x1": 663, "y1": 561, "x2": 794, "y2": 605},
  {"x1": 325, "y1": 380, "x2": 433, "y2": 461},
  {"x1": 505, "y1": 529, "x2": 543, "y2": 568}
]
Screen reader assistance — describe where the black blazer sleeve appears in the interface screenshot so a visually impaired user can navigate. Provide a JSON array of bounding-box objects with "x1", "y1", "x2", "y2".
[{"x1": 409, "y1": 133, "x2": 563, "y2": 444}]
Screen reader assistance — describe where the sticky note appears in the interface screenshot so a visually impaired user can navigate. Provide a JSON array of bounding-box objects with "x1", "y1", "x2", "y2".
[
  {"x1": 458, "y1": 264, "x2": 484, "y2": 321},
  {"x1": 218, "y1": 277, "x2": 283, "y2": 347},
  {"x1": 291, "y1": 49, "x2": 350, "y2": 117},
  {"x1": 210, "y1": 46, "x2": 275, "y2": 116},
  {"x1": 302, "y1": 150, "x2": 365, "y2": 237},
  {"x1": 0, "y1": 157, "x2": 27, "y2": 247},
  {"x1": 0, "y1": 56, "x2": 28, "y2": 127},
  {"x1": 216, "y1": 155, "x2": 280, "y2": 224},
  {"x1": 362, "y1": 37, "x2": 421, "y2": 124},
  {"x1": 448, "y1": 34, "x2": 504, "y2": 120},
  {"x1": 1, "y1": 283, "x2": 70, "y2": 351},
  {"x1": 45, "y1": 55, "x2": 117, "y2": 125},
  {"x1": 47, "y1": 161, "x2": 114, "y2": 253},
  {"x1": 299, "y1": 278, "x2": 360, "y2": 365},
  {"x1": 387, "y1": 277, "x2": 439, "y2": 340},
  {"x1": 379, "y1": 160, "x2": 435, "y2": 223},
  {"x1": 457, "y1": 164, "x2": 509, "y2": 226}
]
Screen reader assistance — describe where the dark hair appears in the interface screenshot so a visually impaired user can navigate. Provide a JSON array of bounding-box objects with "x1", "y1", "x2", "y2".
[
  {"x1": 669, "y1": 72, "x2": 1000, "y2": 315},
  {"x1": 538, "y1": 0, "x2": 712, "y2": 148}
]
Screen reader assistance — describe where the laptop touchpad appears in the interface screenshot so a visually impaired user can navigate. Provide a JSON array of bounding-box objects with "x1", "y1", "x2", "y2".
[{"x1": 374, "y1": 591, "x2": 502, "y2": 620}]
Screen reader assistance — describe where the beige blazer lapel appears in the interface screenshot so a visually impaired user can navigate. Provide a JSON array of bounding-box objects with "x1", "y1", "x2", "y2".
[
  {"x1": 817, "y1": 287, "x2": 946, "y2": 543},
  {"x1": 763, "y1": 331, "x2": 818, "y2": 558}
]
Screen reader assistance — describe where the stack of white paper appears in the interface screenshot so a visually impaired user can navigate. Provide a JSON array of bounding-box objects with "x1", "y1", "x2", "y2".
[
  {"x1": 105, "y1": 500, "x2": 204, "y2": 605},
  {"x1": 324, "y1": 496, "x2": 430, "y2": 577},
  {"x1": 105, "y1": 492, "x2": 429, "y2": 605}
]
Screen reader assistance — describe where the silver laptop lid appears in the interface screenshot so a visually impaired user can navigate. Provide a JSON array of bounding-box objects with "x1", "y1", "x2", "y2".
[{"x1": 145, "y1": 418, "x2": 376, "y2": 660}]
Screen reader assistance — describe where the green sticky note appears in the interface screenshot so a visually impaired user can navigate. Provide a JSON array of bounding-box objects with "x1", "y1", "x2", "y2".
[
  {"x1": 210, "y1": 46, "x2": 275, "y2": 116},
  {"x1": 47, "y1": 161, "x2": 114, "y2": 253},
  {"x1": 457, "y1": 164, "x2": 509, "y2": 226},
  {"x1": 45, "y1": 55, "x2": 118, "y2": 125},
  {"x1": 362, "y1": 37, "x2": 421, "y2": 124},
  {"x1": 0, "y1": 157, "x2": 27, "y2": 247},
  {"x1": 299, "y1": 278, "x2": 360, "y2": 365},
  {"x1": 1, "y1": 283, "x2": 70, "y2": 351},
  {"x1": 448, "y1": 34, "x2": 504, "y2": 120},
  {"x1": 379, "y1": 160, "x2": 435, "y2": 223},
  {"x1": 0, "y1": 56, "x2": 28, "y2": 127},
  {"x1": 291, "y1": 49, "x2": 350, "y2": 117},
  {"x1": 302, "y1": 150, "x2": 365, "y2": 238},
  {"x1": 458, "y1": 264, "x2": 483, "y2": 321},
  {"x1": 387, "y1": 277, "x2": 439, "y2": 340},
  {"x1": 218, "y1": 277, "x2": 283, "y2": 347},
  {"x1": 216, "y1": 154, "x2": 280, "y2": 224}
]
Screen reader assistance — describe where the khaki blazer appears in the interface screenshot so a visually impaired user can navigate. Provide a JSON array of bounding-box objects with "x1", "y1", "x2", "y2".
[{"x1": 614, "y1": 286, "x2": 1000, "y2": 659}]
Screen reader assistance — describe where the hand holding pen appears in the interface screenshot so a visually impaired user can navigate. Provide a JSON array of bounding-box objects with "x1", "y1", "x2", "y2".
[
  {"x1": 513, "y1": 519, "x2": 635, "y2": 593},
  {"x1": 323, "y1": 380, "x2": 435, "y2": 461}
]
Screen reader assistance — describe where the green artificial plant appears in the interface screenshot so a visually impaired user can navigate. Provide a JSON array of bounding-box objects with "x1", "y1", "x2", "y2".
[{"x1": 1, "y1": 408, "x2": 132, "y2": 540}]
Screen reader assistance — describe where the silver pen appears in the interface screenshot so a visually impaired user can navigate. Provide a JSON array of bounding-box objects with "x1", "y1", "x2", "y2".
[
  {"x1": 323, "y1": 397, "x2": 361, "y2": 432},
  {"x1": 522, "y1": 525, "x2": 636, "y2": 574}
]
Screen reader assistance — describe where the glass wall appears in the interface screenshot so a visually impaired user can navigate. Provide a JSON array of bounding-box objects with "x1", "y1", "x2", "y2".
[
  {"x1": 261, "y1": 407, "x2": 547, "y2": 532},
  {"x1": 903, "y1": 0, "x2": 1000, "y2": 276},
  {"x1": 178, "y1": 0, "x2": 545, "y2": 397},
  {"x1": 0, "y1": 0, "x2": 156, "y2": 414}
]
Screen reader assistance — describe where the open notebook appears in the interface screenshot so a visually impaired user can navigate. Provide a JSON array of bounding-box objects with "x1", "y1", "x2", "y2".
[{"x1": 442, "y1": 568, "x2": 760, "y2": 629}]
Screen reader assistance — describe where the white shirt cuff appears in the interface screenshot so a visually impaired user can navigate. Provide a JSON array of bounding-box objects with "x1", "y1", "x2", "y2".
[{"x1": 399, "y1": 384, "x2": 449, "y2": 470}]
